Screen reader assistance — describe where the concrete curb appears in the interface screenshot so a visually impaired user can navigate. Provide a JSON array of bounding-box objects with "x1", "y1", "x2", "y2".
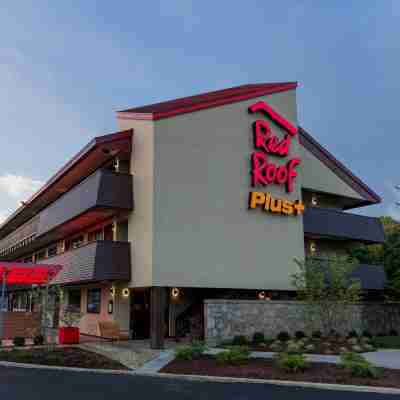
[
  {"x1": 135, "y1": 371, "x2": 400, "y2": 395},
  {"x1": 0, "y1": 360, "x2": 135, "y2": 375}
]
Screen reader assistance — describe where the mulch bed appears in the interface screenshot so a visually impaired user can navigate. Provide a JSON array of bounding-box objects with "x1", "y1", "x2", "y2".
[
  {"x1": 161, "y1": 356, "x2": 400, "y2": 388},
  {"x1": 0, "y1": 347, "x2": 128, "y2": 370}
]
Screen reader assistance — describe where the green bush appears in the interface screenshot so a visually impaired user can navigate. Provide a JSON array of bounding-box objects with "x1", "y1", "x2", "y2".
[
  {"x1": 362, "y1": 330, "x2": 372, "y2": 339},
  {"x1": 294, "y1": 331, "x2": 306, "y2": 340},
  {"x1": 311, "y1": 331, "x2": 322, "y2": 339},
  {"x1": 252, "y1": 332, "x2": 265, "y2": 344},
  {"x1": 232, "y1": 335, "x2": 248, "y2": 346},
  {"x1": 277, "y1": 331, "x2": 291, "y2": 342},
  {"x1": 339, "y1": 352, "x2": 382, "y2": 378},
  {"x1": 33, "y1": 335, "x2": 45, "y2": 346},
  {"x1": 13, "y1": 337, "x2": 25, "y2": 347},
  {"x1": 275, "y1": 352, "x2": 308, "y2": 373},
  {"x1": 373, "y1": 336, "x2": 400, "y2": 349},
  {"x1": 175, "y1": 342, "x2": 207, "y2": 361},
  {"x1": 347, "y1": 330, "x2": 359, "y2": 339},
  {"x1": 216, "y1": 346, "x2": 250, "y2": 365}
]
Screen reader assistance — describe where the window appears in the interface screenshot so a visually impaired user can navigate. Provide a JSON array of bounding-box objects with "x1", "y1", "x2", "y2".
[
  {"x1": 88, "y1": 229, "x2": 103, "y2": 242},
  {"x1": 87, "y1": 288, "x2": 101, "y2": 314},
  {"x1": 68, "y1": 289, "x2": 81, "y2": 312},
  {"x1": 48, "y1": 244, "x2": 58, "y2": 258}
]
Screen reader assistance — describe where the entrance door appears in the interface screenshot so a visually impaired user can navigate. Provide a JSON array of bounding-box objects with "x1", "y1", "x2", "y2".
[{"x1": 130, "y1": 289, "x2": 150, "y2": 339}]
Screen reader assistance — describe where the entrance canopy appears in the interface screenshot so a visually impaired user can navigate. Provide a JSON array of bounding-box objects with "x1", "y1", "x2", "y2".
[{"x1": 0, "y1": 262, "x2": 62, "y2": 285}]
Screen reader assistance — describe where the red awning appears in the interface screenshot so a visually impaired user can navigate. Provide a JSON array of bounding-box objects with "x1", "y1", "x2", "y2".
[{"x1": 0, "y1": 262, "x2": 62, "y2": 285}]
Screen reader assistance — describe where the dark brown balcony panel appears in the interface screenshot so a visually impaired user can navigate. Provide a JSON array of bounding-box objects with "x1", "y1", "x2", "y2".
[
  {"x1": 37, "y1": 169, "x2": 133, "y2": 237},
  {"x1": 0, "y1": 129, "x2": 133, "y2": 240},
  {"x1": 304, "y1": 207, "x2": 385, "y2": 244},
  {"x1": 42, "y1": 241, "x2": 131, "y2": 285}
]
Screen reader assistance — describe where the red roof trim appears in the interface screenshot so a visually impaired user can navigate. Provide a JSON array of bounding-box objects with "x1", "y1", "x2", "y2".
[
  {"x1": 117, "y1": 82, "x2": 297, "y2": 121},
  {"x1": 0, "y1": 263, "x2": 62, "y2": 285},
  {"x1": 299, "y1": 127, "x2": 381, "y2": 206}
]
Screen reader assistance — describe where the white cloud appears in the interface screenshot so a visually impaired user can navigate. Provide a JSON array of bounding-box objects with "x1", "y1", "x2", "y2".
[{"x1": 0, "y1": 174, "x2": 43, "y2": 200}]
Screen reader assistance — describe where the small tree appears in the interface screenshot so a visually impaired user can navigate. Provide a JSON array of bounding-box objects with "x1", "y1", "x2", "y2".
[
  {"x1": 59, "y1": 305, "x2": 83, "y2": 327},
  {"x1": 292, "y1": 256, "x2": 361, "y2": 336}
]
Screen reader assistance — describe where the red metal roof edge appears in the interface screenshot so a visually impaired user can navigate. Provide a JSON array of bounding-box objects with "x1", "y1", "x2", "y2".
[
  {"x1": 0, "y1": 129, "x2": 133, "y2": 230},
  {"x1": 298, "y1": 127, "x2": 381, "y2": 205},
  {"x1": 116, "y1": 82, "x2": 298, "y2": 121}
]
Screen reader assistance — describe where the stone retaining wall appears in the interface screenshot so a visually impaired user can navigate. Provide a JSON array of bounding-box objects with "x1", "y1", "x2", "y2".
[
  {"x1": 204, "y1": 300, "x2": 400, "y2": 342},
  {"x1": 0, "y1": 311, "x2": 40, "y2": 339}
]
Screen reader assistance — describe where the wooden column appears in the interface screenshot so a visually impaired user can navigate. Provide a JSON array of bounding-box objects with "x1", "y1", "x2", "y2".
[{"x1": 150, "y1": 287, "x2": 166, "y2": 349}]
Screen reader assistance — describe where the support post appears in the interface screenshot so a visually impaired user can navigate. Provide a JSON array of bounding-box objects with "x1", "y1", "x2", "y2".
[{"x1": 150, "y1": 287, "x2": 166, "y2": 349}]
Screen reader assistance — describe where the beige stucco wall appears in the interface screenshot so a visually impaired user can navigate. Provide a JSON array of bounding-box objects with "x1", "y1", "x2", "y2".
[
  {"x1": 301, "y1": 145, "x2": 364, "y2": 201},
  {"x1": 117, "y1": 119, "x2": 154, "y2": 288},
  {"x1": 151, "y1": 90, "x2": 305, "y2": 290}
]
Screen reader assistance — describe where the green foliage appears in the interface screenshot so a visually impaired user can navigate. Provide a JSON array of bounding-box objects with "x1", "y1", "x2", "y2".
[
  {"x1": 232, "y1": 335, "x2": 248, "y2": 346},
  {"x1": 252, "y1": 332, "x2": 265, "y2": 344},
  {"x1": 292, "y1": 256, "x2": 361, "y2": 336},
  {"x1": 60, "y1": 305, "x2": 83, "y2": 327},
  {"x1": 339, "y1": 352, "x2": 382, "y2": 378},
  {"x1": 312, "y1": 330, "x2": 322, "y2": 339},
  {"x1": 347, "y1": 330, "x2": 359, "y2": 338},
  {"x1": 175, "y1": 342, "x2": 207, "y2": 361},
  {"x1": 373, "y1": 336, "x2": 400, "y2": 349},
  {"x1": 13, "y1": 337, "x2": 25, "y2": 347},
  {"x1": 216, "y1": 346, "x2": 250, "y2": 365},
  {"x1": 33, "y1": 335, "x2": 45, "y2": 346},
  {"x1": 275, "y1": 352, "x2": 309, "y2": 373},
  {"x1": 362, "y1": 330, "x2": 372, "y2": 339},
  {"x1": 277, "y1": 331, "x2": 290, "y2": 342},
  {"x1": 295, "y1": 331, "x2": 306, "y2": 340}
]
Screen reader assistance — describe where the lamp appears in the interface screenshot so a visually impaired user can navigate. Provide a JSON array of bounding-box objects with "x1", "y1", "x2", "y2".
[
  {"x1": 122, "y1": 288, "x2": 130, "y2": 298},
  {"x1": 171, "y1": 287, "x2": 180, "y2": 299}
]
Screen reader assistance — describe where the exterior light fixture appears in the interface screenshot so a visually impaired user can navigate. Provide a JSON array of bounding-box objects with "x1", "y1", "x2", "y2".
[
  {"x1": 110, "y1": 287, "x2": 116, "y2": 298},
  {"x1": 310, "y1": 242, "x2": 317, "y2": 255},
  {"x1": 171, "y1": 287, "x2": 180, "y2": 299},
  {"x1": 122, "y1": 288, "x2": 130, "y2": 298},
  {"x1": 311, "y1": 194, "x2": 318, "y2": 206},
  {"x1": 258, "y1": 291, "x2": 266, "y2": 300}
]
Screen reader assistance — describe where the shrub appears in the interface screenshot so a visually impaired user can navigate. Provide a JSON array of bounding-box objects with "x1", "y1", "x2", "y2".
[
  {"x1": 232, "y1": 335, "x2": 248, "y2": 346},
  {"x1": 175, "y1": 342, "x2": 207, "y2": 361},
  {"x1": 252, "y1": 332, "x2": 265, "y2": 345},
  {"x1": 294, "y1": 331, "x2": 306, "y2": 340},
  {"x1": 286, "y1": 340, "x2": 304, "y2": 354},
  {"x1": 362, "y1": 330, "x2": 372, "y2": 339},
  {"x1": 339, "y1": 352, "x2": 382, "y2": 378},
  {"x1": 216, "y1": 346, "x2": 250, "y2": 365},
  {"x1": 389, "y1": 329, "x2": 399, "y2": 336},
  {"x1": 13, "y1": 337, "x2": 25, "y2": 347},
  {"x1": 33, "y1": 335, "x2": 45, "y2": 346},
  {"x1": 347, "y1": 330, "x2": 359, "y2": 339},
  {"x1": 373, "y1": 336, "x2": 400, "y2": 349},
  {"x1": 311, "y1": 330, "x2": 322, "y2": 339},
  {"x1": 277, "y1": 331, "x2": 290, "y2": 342},
  {"x1": 275, "y1": 352, "x2": 309, "y2": 373}
]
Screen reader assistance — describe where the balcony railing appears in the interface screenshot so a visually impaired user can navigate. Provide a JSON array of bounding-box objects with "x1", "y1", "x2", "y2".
[
  {"x1": 303, "y1": 207, "x2": 384, "y2": 244},
  {"x1": 42, "y1": 240, "x2": 131, "y2": 285}
]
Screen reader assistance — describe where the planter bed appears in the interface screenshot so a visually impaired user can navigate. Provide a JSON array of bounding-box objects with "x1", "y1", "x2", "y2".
[
  {"x1": 161, "y1": 356, "x2": 400, "y2": 388},
  {"x1": 0, "y1": 347, "x2": 128, "y2": 370}
]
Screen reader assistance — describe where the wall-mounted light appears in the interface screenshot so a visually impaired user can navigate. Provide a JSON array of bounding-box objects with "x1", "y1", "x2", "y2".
[
  {"x1": 310, "y1": 241, "x2": 317, "y2": 255},
  {"x1": 258, "y1": 291, "x2": 271, "y2": 300},
  {"x1": 171, "y1": 287, "x2": 180, "y2": 299},
  {"x1": 108, "y1": 300, "x2": 114, "y2": 314},
  {"x1": 311, "y1": 194, "x2": 318, "y2": 206},
  {"x1": 110, "y1": 287, "x2": 116, "y2": 298},
  {"x1": 122, "y1": 288, "x2": 130, "y2": 298}
]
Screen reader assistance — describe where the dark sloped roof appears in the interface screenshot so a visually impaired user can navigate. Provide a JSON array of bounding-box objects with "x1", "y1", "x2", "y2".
[
  {"x1": 117, "y1": 82, "x2": 297, "y2": 120},
  {"x1": 299, "y1": 127, "x2": 381, "y2": 206}
]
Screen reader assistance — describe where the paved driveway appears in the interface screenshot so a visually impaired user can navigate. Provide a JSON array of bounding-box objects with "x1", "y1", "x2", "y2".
[{"x1": 0, "y1": 366, "x2": 398, "y2": 400}]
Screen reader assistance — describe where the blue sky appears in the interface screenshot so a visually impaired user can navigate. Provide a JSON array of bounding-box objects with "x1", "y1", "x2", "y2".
[{"x1": 0, "y1": 1, "x2": 399, "y2": 221}]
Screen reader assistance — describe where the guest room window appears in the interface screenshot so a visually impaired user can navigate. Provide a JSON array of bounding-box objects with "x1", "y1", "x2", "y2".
[{"x1": 87, "y1": 288, "x2": 101, "y2": 314}]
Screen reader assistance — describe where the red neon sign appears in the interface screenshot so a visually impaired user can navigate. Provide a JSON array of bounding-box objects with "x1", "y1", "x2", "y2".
[{"x1": 248, "y1": 101, "x2": 301, "y2": 193}]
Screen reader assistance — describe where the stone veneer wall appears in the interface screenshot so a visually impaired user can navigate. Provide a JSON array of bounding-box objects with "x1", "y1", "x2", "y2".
[{"x1": 204, "y1": 300, "x2": 400, "y2": 342}]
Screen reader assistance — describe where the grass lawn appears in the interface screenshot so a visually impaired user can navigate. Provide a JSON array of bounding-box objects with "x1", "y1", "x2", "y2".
[
  {"x1": 373, "y1": 336, "x2": 400, "y2": 349},
  {"x1": 0, "y1": 347, "x2": 128, "y2": 370}
]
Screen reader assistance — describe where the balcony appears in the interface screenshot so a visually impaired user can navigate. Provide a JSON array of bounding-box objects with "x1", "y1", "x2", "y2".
[
  {"x1": 42, "y1": 240, "x2": 131, "y2": 285},
  {"x1": 0, "y1": 169, "x2": 133, "y2": 260},
  {"x1": 303, "y1": 207, "x2": 385, "y2": 244}
]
